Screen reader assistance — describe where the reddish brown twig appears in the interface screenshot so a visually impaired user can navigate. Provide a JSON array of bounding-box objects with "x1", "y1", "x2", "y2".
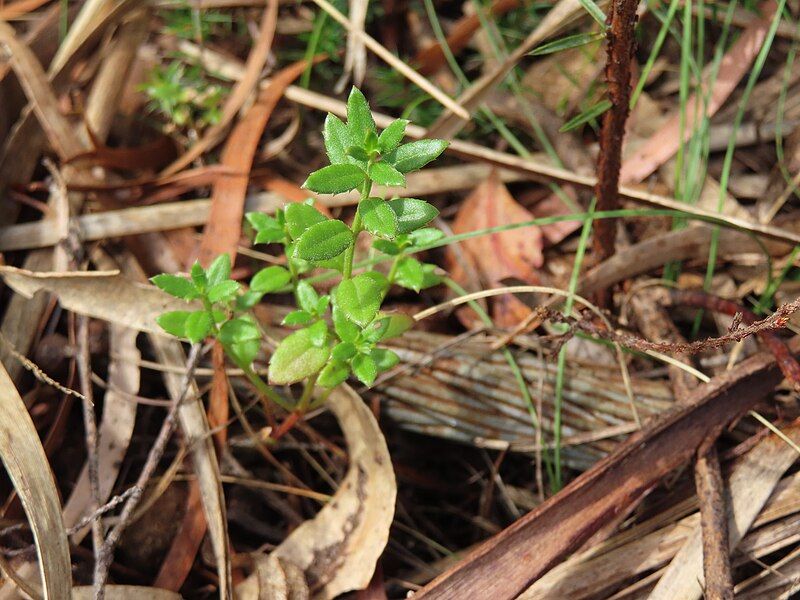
[
  {"x1": 695, "y1": 439, "x2": 733, "y2": 600},
  {"x1": 668, "y1": 289, "x2": 800, "y2": 388},
  {"x1": 593, "y1": 0, "x2": 638, "y2": 299}
]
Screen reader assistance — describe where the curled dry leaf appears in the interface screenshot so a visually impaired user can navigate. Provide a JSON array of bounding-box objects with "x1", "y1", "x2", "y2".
[
  {"x1": 238, "y1": 384, "x2": 396, "y2": 599},
  {"x1": 236, "y1": 554, "x2": 310, "y2": 600},
  {"x1": 0, "y1": 363, "x2": 71, "y2": 599},
  {"x1": 447, "y1": 171, "x2": 543, "y2": 327},
  {"x1": 72, "y1": 585, "x2": 181, "y2": 599}
]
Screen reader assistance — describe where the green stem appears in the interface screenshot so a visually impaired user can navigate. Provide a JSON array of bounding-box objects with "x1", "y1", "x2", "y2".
[
  {"x1": 239, "y1": 361, "x2": 293, "y2": 412},
  {"x1": 343, "y1": 175, "x2": 371, "y2": 280},
  {"x1": 296, "y1": 373, "x2": 318, "y2": 413}
]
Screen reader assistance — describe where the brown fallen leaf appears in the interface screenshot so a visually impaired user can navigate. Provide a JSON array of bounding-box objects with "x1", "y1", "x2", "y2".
[
  {"x1": 235, "y1": 554, "x2": 310, "y2": 599},
  {"x1": 448, "y1": 171, "x2": 543, "y2": 327}
]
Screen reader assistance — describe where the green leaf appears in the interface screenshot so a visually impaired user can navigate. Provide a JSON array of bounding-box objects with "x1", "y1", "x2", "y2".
[
  {"x1": 346, "y1": 145, "x2": 371, "y2": 161},
  {"x1": 332, "y1": 341, "x2": 357, "y2": 361},
  {"x1": 247, "y1": 212, "x2": 284, "y2": 244},
  {"x1": 335, "y1": 272, "x2": 388, "y2": 327},
  {"x1": 371, "y1": 348, "x2": 400, "y2": 372},
  {"x1": 156, "y1": 310, "x2": 191, "y2": 337},
  {"x1": 236, "y1": 290, "x2": 264, "y2": 310},
  {"x1": 529, "y1": 31, "x2": 606, "y2": 56},
  {"x1": 184, "y1": 311, "x2": 213, "y2": 343},
  {"x1": 387, "y1": 198, "x2": 439, "y2": 233},
  {"x1": 373, "y1": 312, "x2": 414, "y2": 341},
  {"x1": 295, "y1": 280, "x2": 319, "y2": 313},
  {"x1": 577, "y1": 0, "x2": 607, "y2": 27},
  {"x1": 282, "y1": 310, "x2": 313, "y2": 326},
  {"x1": 384, "y1": 139, "x2": 448, "y2": 173},
  {"x1": 219, "y1": 316, "x2": 260, "y2": 346},
  {"x1": 316, "y1": 295, "x2": 330, "y2": 314},
  {"x1": 250, "y1": 266, "x2": 291, "y2": 293},
  {"x1": 369, "y1": 162, "x2": 406, "y2": 187},
  {"x1": 207, "y1": 280, "x2": 240, "y2": 303},
  {"x1": 317, "y1": 361, "x2": 349, "y2": 388},
  {"x1": 294, "y1": 220, "x2": 353, "y2": 262},
  {"x1": 409, "y1": 227, "x2": 444, "y2": 246},
  {"x1": 268, "y1": 327, "x2": 331, "y2": 384},
  {"x1": 206, "y1": 254, "x2": 232, "y2": 287},
  {"x1": 226, "y1": 339, "x2": 260, "y2": 367},
  {"x1": 359, "y1": 197, "x2": 398, "y2": 239},
  {"x1": 323, "y1": 113, "x2": 351, "y2": 164},
  {"x1": 420, "y1": 262, "x2": 442, "y2": 288},
  {"x1": 394, "y1": 257, "x2": 425, "y2": 292},
  {"x1": 378, "y1": 118, "x2": 408, "y2": 154},
  {"x1": 284, "y1": 203, "x2": 326, "y2": 239},
  {"x1": 307, "y1": 319, "x2": 329, "y2": 347},
  {"x1": 190, "y1": 262, "x2": 207, "y2": 290},
  {"x1": 560, "y1": 99, "x2": 612, "y2": 132},
  {"x1": 352, "y1": 353, "x2": 377, "y2": 386},
  {"x1": 333, "y1": 308, "x2": 360, "y2": 343},
  {"x1": 303, "y1": 163, "x2": 366, "y2": 194},
  {"x1": 150, "y1": 274, "x2": 198, "y2": 300},
  {"x1": 346, "y1": 87, "x2": 376, "y2": 142},
  {"x1": 373, "y1": 239, "x2": 402, "y2": 255}
]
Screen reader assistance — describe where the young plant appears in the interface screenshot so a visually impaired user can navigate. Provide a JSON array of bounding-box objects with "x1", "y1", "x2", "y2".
[{"x1": 152, "y1": 87, "x2": 448, "y2": 412}]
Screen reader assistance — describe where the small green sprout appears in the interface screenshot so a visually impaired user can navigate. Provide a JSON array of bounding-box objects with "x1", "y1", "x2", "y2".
[{"x1": 152, "y1": 87, "x2": 447, "y2": 410}]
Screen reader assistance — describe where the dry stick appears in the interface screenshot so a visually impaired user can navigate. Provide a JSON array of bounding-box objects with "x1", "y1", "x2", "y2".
[
  {"x1": 667, "y1": 290, "x2": 800, "y2": 388},
  {"x1": 76, "y1": 316, "x2": 105, "y2": 600},
  {"x1": 92, "y1": 343, "x2": 203, "y2": 594},
  {"x1": 593, "y1": 0, "x2": 638, "y2": 300},
  {"x1": 695, "y1": 440, "x2": 734, "y2": 600}
]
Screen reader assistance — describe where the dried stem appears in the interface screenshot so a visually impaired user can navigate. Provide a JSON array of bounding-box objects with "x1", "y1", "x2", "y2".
[
  {"x1": 694, "y1": 439, "x2": 733, "y2": 600},
  {"x1": 667, "y1": 289, "x2": 800, "y2": 388},
  {"x1": 593, "y1": 0, "x2": 638, "y2": 290},
  {"x1": 76, "y1": 316, "x2": 105, "y2": 599},
  {"x1": 92, "y1": 343, "x2": 203, "y2": 597}
]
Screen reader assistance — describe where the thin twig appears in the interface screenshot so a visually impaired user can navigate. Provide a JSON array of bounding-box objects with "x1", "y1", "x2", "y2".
[
  {"x1": 92, "y1": 343, "x2": 203, "y2": 596},
  {"x1": 695, "y1": 439, "x2": 733, "y2": 600},
  {"x1": 77, "y1": 316, "x2": 105, "y2": 600}
]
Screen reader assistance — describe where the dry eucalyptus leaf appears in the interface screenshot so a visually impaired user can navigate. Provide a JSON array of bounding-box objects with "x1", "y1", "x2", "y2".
[
  {"x1": 240, "y1": 384, "x2": 396, "y2": 599},
  {"x1": 0, "y1": 266, "x2": 195, "y2": 335}
]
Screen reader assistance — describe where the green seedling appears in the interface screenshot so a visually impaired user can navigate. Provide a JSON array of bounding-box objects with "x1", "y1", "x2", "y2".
[{"x1": 152, "y1": 87, "x2": 448, "y2": 410}]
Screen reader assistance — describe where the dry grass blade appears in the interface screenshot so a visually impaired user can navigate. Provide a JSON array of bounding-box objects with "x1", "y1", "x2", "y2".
[
  {"x1": 0, "y1": 21, "x2": 85, "y2": 160},
  {"x1": 307, "y1": 0, "x2": 468, "y2": 119},
  {"x1": 0, "y1": 363, "x2": 71, "y2": 599},
  {"x1": 427, "y1": 0, "x2": 593, "y2": 138}
]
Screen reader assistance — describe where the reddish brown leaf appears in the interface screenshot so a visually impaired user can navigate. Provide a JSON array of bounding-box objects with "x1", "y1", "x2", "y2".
[{"x1": 448, "y1": 171, "x2": 543, "y2": 327}]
